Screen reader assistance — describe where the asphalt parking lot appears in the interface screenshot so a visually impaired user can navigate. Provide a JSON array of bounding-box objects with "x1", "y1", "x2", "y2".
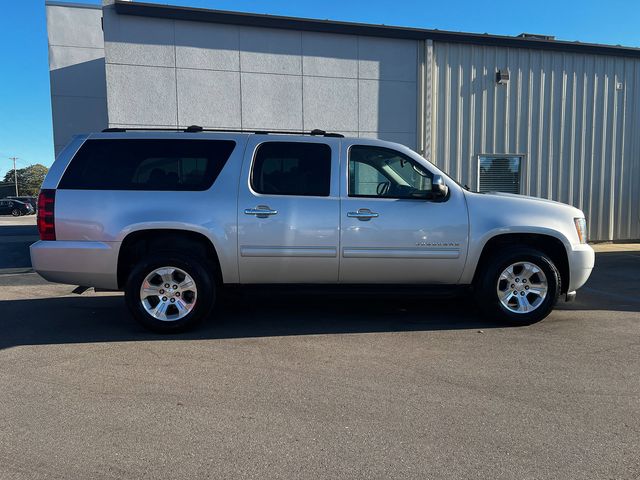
[{"x1": 0, "y1": 217, "x2": 638, "y2": 479}]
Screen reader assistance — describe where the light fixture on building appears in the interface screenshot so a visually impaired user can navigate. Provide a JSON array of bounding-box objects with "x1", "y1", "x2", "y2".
[{"x1": 496, "y1": 69, "x2": 510, "y2": 85}]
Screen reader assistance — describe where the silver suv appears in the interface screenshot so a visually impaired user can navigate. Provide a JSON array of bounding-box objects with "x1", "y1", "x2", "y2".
[{"x1": 31, "y1": 128, "x2": 594, "y2": 332}]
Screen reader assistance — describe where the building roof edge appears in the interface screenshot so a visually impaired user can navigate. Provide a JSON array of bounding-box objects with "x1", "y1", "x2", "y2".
[{"x1": 114, "y1": 0, "x2": 640, "y2": 59}]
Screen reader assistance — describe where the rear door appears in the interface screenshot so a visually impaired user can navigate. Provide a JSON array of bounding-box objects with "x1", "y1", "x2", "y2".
[{"x1": 237, "y1": 136, "x2": 340, "y2": 283}]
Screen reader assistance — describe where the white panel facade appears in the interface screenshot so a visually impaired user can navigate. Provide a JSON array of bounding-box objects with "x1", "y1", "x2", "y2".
[
  {"x1": 101, "y1": 5, "x2": 419, "y2": 147},
  {"x1": 46, "y1": 3, "x2": 107, "y2": 156}
]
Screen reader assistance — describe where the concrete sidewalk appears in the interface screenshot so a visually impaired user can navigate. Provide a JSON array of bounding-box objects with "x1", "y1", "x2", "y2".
[
  {"x1": 0, "y1": 215, "x2": 36, "y2": 226},
  {"x1": 591, "y1": 242, "x2": 640, "y2": 253}
]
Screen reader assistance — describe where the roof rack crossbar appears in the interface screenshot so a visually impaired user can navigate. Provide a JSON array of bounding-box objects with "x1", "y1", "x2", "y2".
[{"x1": 101, "y1": 125, "x2": 345, "y2": 137}]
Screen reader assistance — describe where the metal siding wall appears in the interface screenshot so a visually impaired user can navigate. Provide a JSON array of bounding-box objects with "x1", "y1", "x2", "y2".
[{"x1": 431, "y1": 42, "x2": 640, "y2": 241}]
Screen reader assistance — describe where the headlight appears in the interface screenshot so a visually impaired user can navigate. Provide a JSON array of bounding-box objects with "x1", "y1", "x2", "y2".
[{"x1": 574, "y1": 217, "x2": 587, "y2": 244}]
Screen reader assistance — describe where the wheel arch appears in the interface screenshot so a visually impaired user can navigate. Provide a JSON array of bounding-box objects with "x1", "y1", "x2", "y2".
[
  {"x1": 117, "y1": 229, "x2": 223, "y2": 289},
  {"x1": 472, "y1": 232, "x2": 570, "y2": 294}
]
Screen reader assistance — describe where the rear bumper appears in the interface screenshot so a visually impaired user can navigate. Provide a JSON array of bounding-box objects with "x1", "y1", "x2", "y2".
[
  {"x1": 30, "y1": 240, "x2": 120, "y2": 290},
  {"x1": 567, "y1": 243, "x2": 595, "y2": 292}
]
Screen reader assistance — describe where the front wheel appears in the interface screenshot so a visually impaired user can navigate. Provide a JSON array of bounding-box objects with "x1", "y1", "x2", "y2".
[
  {"x1": 125, "y1": 252, "x2": 216, "y2": 333},
  {"x1": 475, "y1": 247, "x2": 560, "y2": 325},
  {"x1": 11, "y1": 209, "x2": 21, "y2": 217}
]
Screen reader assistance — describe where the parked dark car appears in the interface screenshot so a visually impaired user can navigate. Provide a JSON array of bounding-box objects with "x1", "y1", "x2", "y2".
[
  {"x1": 0, "y1": 199, "x2": 34, "y2": 216},
  {"x1": 6, "y1": 196, "x2": 37, "y2": 210}
]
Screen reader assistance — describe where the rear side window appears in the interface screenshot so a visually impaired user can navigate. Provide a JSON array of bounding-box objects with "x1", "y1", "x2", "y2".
[
  {"x1": 251, "y1": 142, "x2": 331, "y2": 196},
  {"x1": 59, "y1": 139, "x2": 236, "y2": 191}
]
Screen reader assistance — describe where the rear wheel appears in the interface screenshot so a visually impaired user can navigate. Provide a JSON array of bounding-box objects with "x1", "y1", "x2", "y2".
[
  {"x1": 475, "y1": 247, "x2": 560, "y2": 325},
  {"x1": 125, "y1": 251, "x2": 215, "y2": 333}
]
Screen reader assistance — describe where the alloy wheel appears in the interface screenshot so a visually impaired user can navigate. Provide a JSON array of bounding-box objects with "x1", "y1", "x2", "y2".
[
  {"x1": 496, "y1": 261, "x2": 548, "y2": 314},
  {"x1": 140, "y1": 266, "x2": 198, "y2": 321}
]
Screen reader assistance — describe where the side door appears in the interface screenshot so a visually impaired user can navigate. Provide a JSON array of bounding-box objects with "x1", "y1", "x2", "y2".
[
  {"x1": 340, "y1": 142, "x2": 469, "y2": 284},
  {"x1": 0, "y1": 201, "x2": 7, "y2": 214},
  {"x1": 237, "y1": 136, "x2": 340, "y2": 283}
]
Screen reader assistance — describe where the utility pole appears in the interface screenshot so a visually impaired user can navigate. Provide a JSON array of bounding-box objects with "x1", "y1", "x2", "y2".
[{"x1": 9, "y1": 157, "x2": 18, "y2": 196}]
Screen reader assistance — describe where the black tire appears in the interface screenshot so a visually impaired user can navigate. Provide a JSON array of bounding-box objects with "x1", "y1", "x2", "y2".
[
  {"x1": 474, "y1": 247, "x2": 560, "y2": 325},
  {"x1": 125, "y1": 251, "x2": 216, "y2": 333},
  {"x1": 11, "y1": 209, "x2": 21, "y2": 217}
]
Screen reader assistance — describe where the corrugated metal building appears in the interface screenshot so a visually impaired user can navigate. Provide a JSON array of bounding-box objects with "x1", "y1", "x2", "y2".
[{"x1": 46, "y1": 0, "x2": 640, "y2": 241}]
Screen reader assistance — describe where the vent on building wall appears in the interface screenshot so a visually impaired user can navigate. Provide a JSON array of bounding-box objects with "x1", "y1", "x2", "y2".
[
  {"x1": 478, "y1": 155, "x2": 523, "y2": 194},
  {"x1": 496, "y1": 69, "x2": 510, "y2": 85}
]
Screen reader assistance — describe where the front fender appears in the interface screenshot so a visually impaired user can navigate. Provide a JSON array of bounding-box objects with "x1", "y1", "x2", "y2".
[{"x1": 459, "y1": 226, "x2": 572, "y2": 285}]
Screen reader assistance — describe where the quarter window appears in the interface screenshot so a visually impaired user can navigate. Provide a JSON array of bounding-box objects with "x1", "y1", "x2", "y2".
[
  {"x1": 478, "y1": 155, "x2": 523, "y2": 194},
  {"x1": 349, "y1": 145, "x2": 433, "y2": 199},
  {"x1": 251, "y1": 142, "x2": 331, "y2": 197},
  {"x1": 59, "y1": 139, "x2": 236, "y2": 191}
]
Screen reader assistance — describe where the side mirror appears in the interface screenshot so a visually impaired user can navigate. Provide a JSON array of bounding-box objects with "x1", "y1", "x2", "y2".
[{"x1": 431, "y1": 174, "x2": 449, "y2": 199}]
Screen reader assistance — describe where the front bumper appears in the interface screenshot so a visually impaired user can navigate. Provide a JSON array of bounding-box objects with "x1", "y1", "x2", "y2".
[
  {"x1": 30, "y1": 240, "x2": 120, "y2": 290},
  {"x1": 567, "y1": 243, "x2": 595, "y2": 292}
]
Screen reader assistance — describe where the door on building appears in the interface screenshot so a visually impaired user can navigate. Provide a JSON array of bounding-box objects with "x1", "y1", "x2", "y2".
[
  {"x1": 339, "y1": 143, "x2": 469, "y2": 284},
  {"x1": 237, "y1": 136, "x2": 341, "y2": 283}
]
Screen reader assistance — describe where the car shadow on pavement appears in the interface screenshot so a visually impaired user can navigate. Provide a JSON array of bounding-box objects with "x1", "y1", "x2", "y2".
[
  {"x1": 1, "y1": 251, "x2": 637, "y2": 350},
  {"x1": 556, "y1": 250, "x2": 640, "y2": 314},
  {"x1": 0, "y1": 293, "x2": 506, "y2": 350},
  {"x1": 0, "y1": 224, "x2": 39, "y2": 270}
]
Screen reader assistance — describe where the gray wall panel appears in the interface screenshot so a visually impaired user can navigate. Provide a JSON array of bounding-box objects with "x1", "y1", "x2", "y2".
[
  {"x1": 431, "y1": 42, "x2": 640, "y2": 240},
  {"x1": 175, "y1": 21, "x2": 239, "y2": 71},
  {"x1": 359, "y1": 79, "x2": 417, "y2": 134},
  {"x1": 103, "y1": 7, "x2": 175, "y2": 67},
  {"x1": 302, "y1": 32, "x2": 358, "y2": 78},
  {"x1": 46, "y1": 3, "x2": 107, "y2": 157},
  {"x1": 239, "y1": 27, "x2": 302, "y2": 75},
  {"x1": 105, "y1": 64, "x2": 177, "y2": 126},
  {"x1": 49, "y1": 46, "x2": 106, "y2": 98},
  {"x1": 51, "y1": 95, "x2": 107, "y2": 151},
  {"x1": 302, "y1": 76, "x2": 358, "y2": 131},
  {"x1": 240, "y1": 73, "x2": 303, "y2": 130},
  {"x1": 177, "y1": 69, "x2": 241, "y2": 128},
  {"x1": 46, "y1": 4, "x2": 104, "y2": 49},
  {"x1": 358, "y1": 37, "x2": 417, "y2": 81}
]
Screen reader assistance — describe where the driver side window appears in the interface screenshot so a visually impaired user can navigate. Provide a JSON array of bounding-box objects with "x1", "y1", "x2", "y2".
[{"x1": 349, "y1": 145, "x2": 433, "y2": 199}]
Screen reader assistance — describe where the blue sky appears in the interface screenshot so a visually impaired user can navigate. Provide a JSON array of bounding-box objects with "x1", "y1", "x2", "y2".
[{"x1": 1, "y1": 0, "x2": 639, "y2": 178}]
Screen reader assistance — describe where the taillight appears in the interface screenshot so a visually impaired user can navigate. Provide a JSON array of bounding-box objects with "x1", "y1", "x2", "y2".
[{"x1": 37, "y1": 189, "x2": 56, "y2": 241}]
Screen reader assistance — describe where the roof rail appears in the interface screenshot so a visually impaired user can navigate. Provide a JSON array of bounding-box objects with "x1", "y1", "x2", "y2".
[{"x1": 101, "y1": 125, "x2": 344, "y2": 137}]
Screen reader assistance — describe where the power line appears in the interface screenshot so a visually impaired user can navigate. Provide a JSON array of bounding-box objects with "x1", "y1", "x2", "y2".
[{"x1": 8, "y1": 157, "x2": 19, "y2": 196}]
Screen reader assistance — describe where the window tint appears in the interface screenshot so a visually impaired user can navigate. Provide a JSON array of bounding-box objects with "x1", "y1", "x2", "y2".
[
  {"x1": 251, "y1": 142, "x2": 331, "y2": 196},
  {"x1": 478, "y1": 155, "x2": 522, "y2": 194},
  {"x1": 349, "y1": 146, "x2": 433, "y2": 199},
  {"x1": 59, "y1": 139, "x2": 236, "y2": 191}
]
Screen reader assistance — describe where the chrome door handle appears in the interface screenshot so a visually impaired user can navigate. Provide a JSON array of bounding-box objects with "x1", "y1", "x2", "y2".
[
  {"x1": 347, "y1": 209, "x2": 379, "y2": 221},
  {"x1": 244, "y1": 206, "x2": 278, "y2": 218}
]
